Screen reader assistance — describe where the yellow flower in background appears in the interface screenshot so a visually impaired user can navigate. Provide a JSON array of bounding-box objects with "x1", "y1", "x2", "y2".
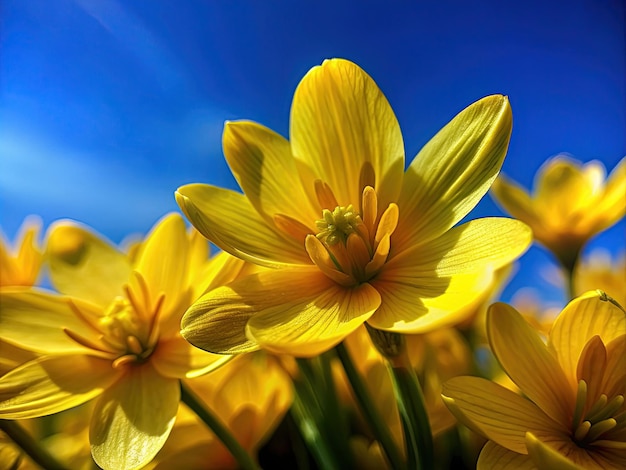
[
  {"x1": 0, "y1": 216, "x2": 43, "y2": 288},
  {"x1": 147, "y1": 353, "x2": 293, "y2": 470},
  {"x1": 0, "y1": 213, "x2": 246, "y2": 470},
  {"x1": 335, "y1": 326, "x2": 472, "y2": 469},
  {"x1": 574, "y1": 249, "x2": 626, "y2": 307},
  {"x1": 491, "y1": 155, "x2": 626, "y2": 271},
  {"x1": 177, "y1": 58, "x2": 531, "y2": 357},
  {"x1": 0, "y1": 217, "x2": 44, "y2": 376},
  {"x1": 442, "y1": 291, "x2": 626, "y2": 469}
]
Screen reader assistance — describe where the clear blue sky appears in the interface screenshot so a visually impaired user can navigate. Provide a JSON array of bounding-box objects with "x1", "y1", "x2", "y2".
[{"x1": 1, "y1": 0, "x2": 624, "y2": 306}]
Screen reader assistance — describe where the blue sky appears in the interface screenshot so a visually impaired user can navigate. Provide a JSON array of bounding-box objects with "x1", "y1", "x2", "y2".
[{"x1": 1, "y1": 0, "x2": 624, "y2": 306}]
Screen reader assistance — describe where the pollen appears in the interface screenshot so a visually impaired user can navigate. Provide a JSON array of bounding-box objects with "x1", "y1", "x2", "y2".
[{"x1": 315, "y1": 205, "x2": 363, "y2": 246}]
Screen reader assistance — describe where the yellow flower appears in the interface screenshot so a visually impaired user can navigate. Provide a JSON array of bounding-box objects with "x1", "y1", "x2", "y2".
[
  {"x1": 442, "y1": 291, "x2": 626, "y2": 469},
  {"x1": 176, "y1": 58, "x2": 531, "y2": 357},
  {"x1": 0, "y1": 217, "x2": 45, "y2": 375},
  {"x1": 0, "y1": 216, "x2": 43, "y2": 288},
  {"x1": 0, "y1": 213, "x2": 245, "y2": 470},
  {"x1": 147, "y1": 352, "x2": 293, "y2": 470},
  {"x1": 340, "y1": 326, "x2": 472, "y2": 453},
  {"x1": 574, "y1": 249, "x2": 626, "y2": 307},
  {"x1": 491, "y1": 155, "x2": 626, "y2": 271}
]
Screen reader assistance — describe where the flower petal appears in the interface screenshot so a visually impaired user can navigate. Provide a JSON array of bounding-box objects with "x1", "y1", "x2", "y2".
[
  {"x1": 246, "y1": 275, "x2": 380, "y2": 357},
  {"x1": 390, "y1": 217, "x2": 532, "y2": 275},
  {"x1": 176, "y1": 184, "x2": 308, "y2": 266},
  {"x1": 290, "y1": 58, "x2": 405, "y2": 211},
  {"x1": 477, "y1": 441, "x2": 536, "y2": 470},
  {"x1": 591, "y1": 156, "x2": 626, "y2": 234},
  {"x1": 190, "y1": 250, "x2": 247, "y2": 300},
  {"x1": 525, "y1": 433, "x2": 587, "y2": 470},
  {"x1": 90, "y1": 364, "x2": 179, "y2": 470},
  {"x1": 134, "y1": 213, "x2": 191, "y2": 321},
  {"x1": 549, "y1": 290, "x2": 626, "y2": 387},
  {"x1": 223, "y1": 120, "x2": 319, "y2": 226},
  {"x1": 487, "y1": 303, "x2": 573, "y2": 425},
  {"x1": 45, "y1": 220, "x2": 130, "y2": 307},
  {"x1": 368, "y1": 271, "x2": 494, "y2": 333},
  {"x1": 0, "y1": 288, "x2": 104, "y2": 354},
  {"x1": 0, "y1": 355, "x2": 119, "y2": 419},
  {"x1": 441, "y1": 376, "x2": 560, "y2": 454},
  {"x1": 151, "y1": 335, "x2": 232, "y2": 379},
  {"x1": 490, "y1": 175, "x2": 546, "y2": 237},
  {"x1": 396, "y1": 95, "x2": 512, "y2": 247}
]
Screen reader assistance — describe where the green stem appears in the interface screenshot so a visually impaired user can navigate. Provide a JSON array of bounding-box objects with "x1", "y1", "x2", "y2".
[
  {"x1": 388, "y1": 354, "x2": 434, "y2": 470},
  {"x1": 0, "y1": 419, "x2": 67, "y2": 470},
  {"x1": 180, "y1": 381, "x2": 260, "y2": 470},
  {"x1": 335, "y1": 342, "x2": 406, "y2": 470},
  {"x1": 293, "y1": 356, "x2": 354, "y2": 470}
]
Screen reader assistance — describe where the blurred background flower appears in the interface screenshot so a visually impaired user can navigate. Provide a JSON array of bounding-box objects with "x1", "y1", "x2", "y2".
[{"x1": 1, "y1": 0, "x2": 624, "y2": 308}]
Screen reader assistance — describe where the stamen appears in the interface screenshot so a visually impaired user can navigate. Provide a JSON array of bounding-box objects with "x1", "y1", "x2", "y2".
[
  {"x1": 305, "y1": 235, "x2": 355, "y2": 287},
  {"x1": 67, "y1": 299, "x2": 103, "y2": 333},
  {"x1": 572, "y1": 380, "x2": 587, "y2": 431},
  {"x1": 126, "y1": 335, "x2": 144, "y2": 356},
  {"x1": 585, "y1": 419, "x2": 617, "y2": 442},
  {"x1": 374, "y1": 203, "x2": 399, "y2": 246},
  {"x1": 361, "y1": 186, "x2": 378, "y2": 240},
  {"x1": 574, "y1": 421, "x2": 591, "y2": 442},
  {"x1": 62, "y1": 328, "x2": 115, "y2": 357}
]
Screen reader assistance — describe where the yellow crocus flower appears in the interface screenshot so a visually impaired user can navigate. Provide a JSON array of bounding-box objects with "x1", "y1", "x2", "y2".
[
  {"x1": 176, "y1": 58, "x2": 531, "y2": 358},
  {"x1": 491, "y1": 155, "x2": 626, "y2": 272},
  {"x1": 0, "y1": 213, "x2": 245, "y2": 470},
  {"x1": 442, "y1": 291, "x2": 626, "y2": 469},
  {"x1": 147, "y1": 352, "x2": 292, "y2": 469}
]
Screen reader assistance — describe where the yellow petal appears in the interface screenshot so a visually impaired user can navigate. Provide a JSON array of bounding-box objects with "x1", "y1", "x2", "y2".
[
  {"x1": 490, "y1": 175, "x2": 546, "y2": 238},
  {"x1": 181, "y1": 276, "x2": 267, "y2": 356},
  {"x1": 549, "y1": 290, "x2": 626, "y2": 387},
  {"x1": 441, "y1": 376, "x2": 559, "y2": 454},
  {"x1": 525, "y1": 433, "x2": 586, "y2": 470},
  {"x1": 134, "y1": 213, "x2": 190, "y2": 321},
  {"x1": 487, "y1": 303, "x2": 573, "y2": 425},
  {"x1": 477, "y1": 441, "x2": 536, "y2": 470},
  {"x1": 368, "y1": 271, "x2": 494, "y2": 333},
  {"x1": 151, "y1": 335, "x2": 232, "y2": 379},
  {"x1": 534, "y1": 156, "x2": 591, "y2": 222},
  {"x1": 176, "y1": 183, "x2": 308, "y2": 266},
  {"x1": 0, "y1": 215, "x2": 43, "y2": 287},
  {"x1": 0, "y1": 355, "x2": 119, "y2": 419},
  {"x1": 591, "y1": 157, "x2": 626, "y2": 234},
  {"x1": 45, "y1": 220, "x2": 130, "y2": 307},
  {"x1": 0, "y1": 288, "x2": 104, "y2": 354},
  {"x1": 390, "y1": 217, "x2": 532, "y2": 275},
  {"x1": 223, "y1": 120, "x2": 319, "y2": 226},
  {"x1": 396, "y1": 95, "x2": 512, "y2": 247},
  {"x1": 189, "y1": 250, "x2": 247, "y2": 301},
  {"x1": 290, "y1": 58, "x2": 405, "y2": 211},
  {"x1": 603, "y1": 335, "x2": 626, "y2": 398},
  {"x1": 90, "y1": 364, "x2": 179, "y2": 470},
  {"x1": 244, "y1": 270, "x2": 380, "y2": 357}
]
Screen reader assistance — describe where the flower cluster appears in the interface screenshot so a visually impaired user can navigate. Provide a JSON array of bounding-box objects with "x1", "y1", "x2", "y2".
[{"x1": 0, "y1": 59, "x2": 624, "y2": 469}]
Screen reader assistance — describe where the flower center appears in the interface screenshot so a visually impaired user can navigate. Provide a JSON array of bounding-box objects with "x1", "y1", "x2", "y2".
[
  {"x1": 572, "y1": 379, "x2": 626, "y2": 447},
  {"x1": 305, "y1": 183, "x2": 398, "y2": 286},
  {"x1": 64, "y1": 272, "x2": 163, "y2": 368},
  {"x1": 315, "y1": 205, "x2": 362, "y2": 246}
]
